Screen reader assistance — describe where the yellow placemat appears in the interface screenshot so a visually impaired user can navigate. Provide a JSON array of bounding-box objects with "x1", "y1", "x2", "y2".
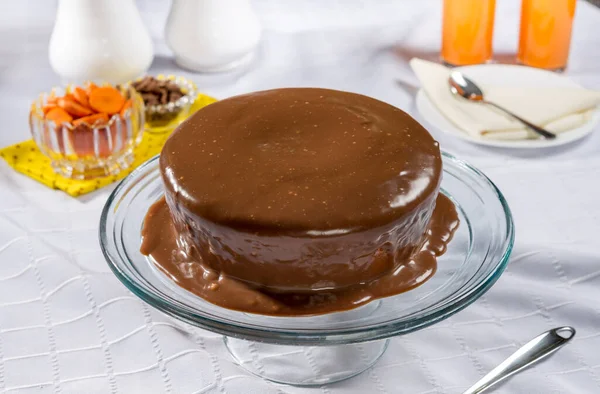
[{"x1": 0, "y1": 94, "x2": 217, "y2": 197}]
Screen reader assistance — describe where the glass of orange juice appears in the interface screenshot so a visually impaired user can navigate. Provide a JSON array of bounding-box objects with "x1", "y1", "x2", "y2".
[
  {"x1": 518, "y1": 0, "x2": 577, "y2": 71},
  {"x1": 441, "y1": 0, "x2": 496, "y2": 66}
]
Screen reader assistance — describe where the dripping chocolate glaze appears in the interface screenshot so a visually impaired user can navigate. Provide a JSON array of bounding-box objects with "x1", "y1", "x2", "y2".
[
  {"x1": 141, "y1": 194, "x2": 458, "y2": 315},
  {"x1": 141, "y1": 88, "x2": 459, "y2": 316}
]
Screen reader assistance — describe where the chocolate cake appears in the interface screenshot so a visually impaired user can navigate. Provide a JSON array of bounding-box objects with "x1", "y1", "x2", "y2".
[{"x1": 141, "y1": 88, "x2": 459, "y2": 315}]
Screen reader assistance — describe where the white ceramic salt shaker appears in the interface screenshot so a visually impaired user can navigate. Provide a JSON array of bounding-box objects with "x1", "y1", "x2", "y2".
[
  {"x1": 49, "y1": 0, "x2": 154, "y2": 84},
  {"x1": 165, "y1": 0, "x2": 261, "y2": 72}
]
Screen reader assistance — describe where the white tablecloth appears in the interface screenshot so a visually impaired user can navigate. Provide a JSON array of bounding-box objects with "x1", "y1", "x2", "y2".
[{"x1": 1, "y1": 1, "x2": 600, "y2": 393}]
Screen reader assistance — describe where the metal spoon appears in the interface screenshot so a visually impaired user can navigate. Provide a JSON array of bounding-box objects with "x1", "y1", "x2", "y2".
[
  {"x1": 449, "y1": 71, "x2": 557, "y2": 140},
  {"x1": 463, "y1": 326, "x2": 575, "y2": 394}
]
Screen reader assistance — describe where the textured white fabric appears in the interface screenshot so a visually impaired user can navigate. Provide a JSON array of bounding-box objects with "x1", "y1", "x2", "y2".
[{"x1": 1, "y1": 1, "x2": 600, "y2": 393}]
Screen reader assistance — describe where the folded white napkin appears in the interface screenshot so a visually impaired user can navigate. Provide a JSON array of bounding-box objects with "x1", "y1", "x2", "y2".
[{"x1": 410, "y1": 58, "x2": 600, "y2": 140}]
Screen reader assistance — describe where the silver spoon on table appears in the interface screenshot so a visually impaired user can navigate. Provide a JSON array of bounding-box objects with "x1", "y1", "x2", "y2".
[
  {"x1": 462, "y1": 326, "x2": 575, "y2": 394},
  {"x1": 449, "y1": 71, "x2": 557, "y2": 140}
]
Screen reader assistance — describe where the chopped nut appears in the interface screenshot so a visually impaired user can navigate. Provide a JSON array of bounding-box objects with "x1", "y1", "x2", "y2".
[{"x1": 132, "y1": 76, "x2": 185, "y2": 108}]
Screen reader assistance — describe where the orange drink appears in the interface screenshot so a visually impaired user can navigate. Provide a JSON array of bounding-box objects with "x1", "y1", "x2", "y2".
[
  {"x1": 518, "y1": 0, "x2": 577, "y2": 71},
  {"x1": 441, "y1": 0, "x2": 496, "y2": 66}
]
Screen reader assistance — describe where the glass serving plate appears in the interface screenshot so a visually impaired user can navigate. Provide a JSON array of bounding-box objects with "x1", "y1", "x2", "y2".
[{"x1": 99, "y1": 152, "x2": 514, "y2": 386}]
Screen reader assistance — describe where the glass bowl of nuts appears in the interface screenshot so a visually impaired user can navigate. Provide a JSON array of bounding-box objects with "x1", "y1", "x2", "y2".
[
  {"x1": 29, "y1": 83, "x2": 144, "y2": 180},
  {"x1": 130, "y1": 75, "x2": 198, "y2": 134}
]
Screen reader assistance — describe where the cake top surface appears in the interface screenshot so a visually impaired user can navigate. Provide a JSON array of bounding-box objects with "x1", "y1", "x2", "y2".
[{"x1": 160, "y1": 88, "x2": 441, "y2": 232}]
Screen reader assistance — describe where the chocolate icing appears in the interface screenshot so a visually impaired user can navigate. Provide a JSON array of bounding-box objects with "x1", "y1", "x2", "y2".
[
  {"x1": 141, "y1": 194, "x2": 458, "y2": 315},
  {"x1": 140, "y1": 88, "x2": 459, "y2": 315}
]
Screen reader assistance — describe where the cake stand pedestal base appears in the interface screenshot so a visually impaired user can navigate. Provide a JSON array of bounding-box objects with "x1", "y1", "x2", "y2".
[{"x1": 224, "y1": 337, "x2": 390, "y2": 386}]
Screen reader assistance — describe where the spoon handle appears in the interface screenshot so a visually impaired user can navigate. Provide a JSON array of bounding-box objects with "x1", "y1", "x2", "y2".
[
  {"x1": 462, "y1": 326, "x2": 575, "y2": 394},
  {"x1": 484, "y1": 101, "x2": 557, "y2": 139}
]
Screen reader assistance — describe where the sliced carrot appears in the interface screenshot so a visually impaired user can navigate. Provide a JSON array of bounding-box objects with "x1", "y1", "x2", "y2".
[
  {"x1": 44, "y1": 123, "x2": 67, "y2": 154},
  {"x1": 71, "y1": 117, "x2": 123, "y2": 158},
  {"x1": 45, "y1": 107, "x2": 73, "y2": 125},
  {"x1": 88, "y1": 86, "x2": 125, "y2": 115},
  {"x1": 42, "y1": 104, "x2": 58, "y2": 114},
  {"x1": 119, "y1": 99, "x2": 132, "y2": 117},
  {"x1": 86, "y1": 82, "x2": 99, "y2": 96},
  {"x1": 57, "y1": 97, "x2": 93, "y2": 118},
  {"x1": 73, "y1": 112, "x2": 109, "y2": 127},
  {"x1": 46, "y1": 96, "x2": 58, "y2": 105},
  {"x1": 99, "y1": 121, "x2": 122, "y2": 157},
  {"x1": 72, "y1": 87, "x2": 91, "y2": 109}
]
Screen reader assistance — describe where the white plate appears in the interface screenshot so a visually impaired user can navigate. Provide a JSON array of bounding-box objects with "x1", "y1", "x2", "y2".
[{"x1": 415, "y1": 64, "x2": 600, "y2": 149}]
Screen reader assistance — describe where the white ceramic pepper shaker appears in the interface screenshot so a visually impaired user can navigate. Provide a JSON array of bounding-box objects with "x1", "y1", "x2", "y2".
[
  {"x1": 165, "y1": 0, "x2": 261, "y2": 73},
  {"x1": 49, "y1": 0, "x2": 154, "y2": 84}
]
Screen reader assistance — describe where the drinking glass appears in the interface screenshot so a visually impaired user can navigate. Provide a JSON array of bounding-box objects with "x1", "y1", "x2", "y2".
[
  {"x1": 441, "y1": 0, "x2": 496, "y2": 66},
  {"x1": 517, "y1": 0, "x2": 577, "y2": 71}
]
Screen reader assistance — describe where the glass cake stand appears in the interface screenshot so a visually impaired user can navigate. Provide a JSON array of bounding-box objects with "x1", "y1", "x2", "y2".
[{"x1": 99, "y1": 152, "x2": 514, "y2": 386}]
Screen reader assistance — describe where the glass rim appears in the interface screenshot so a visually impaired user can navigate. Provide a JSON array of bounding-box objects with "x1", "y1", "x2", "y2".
[
  {"x1": 99, "y1": 151, "x2": 514, "y2": 344},
  {"x1": 31, "y1": 84, "x2": 141, "y2": 129}
]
